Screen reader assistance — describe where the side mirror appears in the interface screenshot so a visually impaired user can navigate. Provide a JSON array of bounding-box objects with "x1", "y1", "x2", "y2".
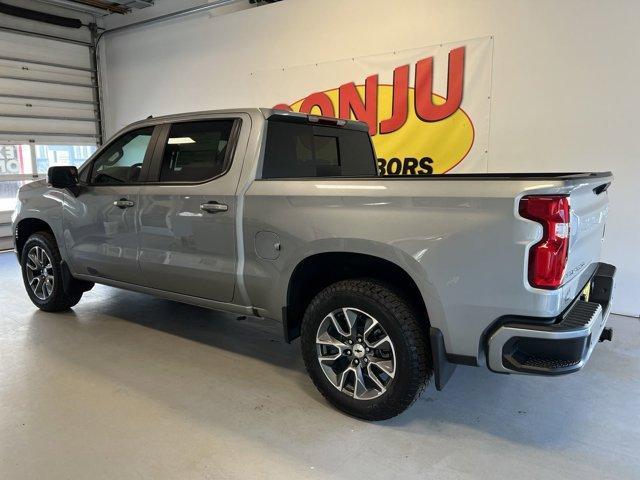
[{"x1": 48, "y1": 166, "x2": 78, "y2": 189}]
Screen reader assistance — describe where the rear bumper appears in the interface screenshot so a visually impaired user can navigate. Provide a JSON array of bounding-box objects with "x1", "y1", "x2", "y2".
[{"x1": 487, "y1": 263, "x2": 616, "y2": 375}]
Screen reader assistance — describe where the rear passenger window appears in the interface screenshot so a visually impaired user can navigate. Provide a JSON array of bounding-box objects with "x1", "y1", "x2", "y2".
[
  {"x1": 262, "y1": 120, "x2": 377, "y2": 178},
  {"x1": 159, "y1": 120, "x2": 234, "y2": 182}
]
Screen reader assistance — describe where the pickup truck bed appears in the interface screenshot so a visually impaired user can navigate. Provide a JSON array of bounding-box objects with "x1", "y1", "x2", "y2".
[{"x1": 267, "y1": 172, "x2": 611, "y2": 179}]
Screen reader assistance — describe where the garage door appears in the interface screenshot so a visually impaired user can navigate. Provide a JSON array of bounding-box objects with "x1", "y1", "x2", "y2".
[{"x1": 0, "y1": 25, "x2": 99, "y2": 248}]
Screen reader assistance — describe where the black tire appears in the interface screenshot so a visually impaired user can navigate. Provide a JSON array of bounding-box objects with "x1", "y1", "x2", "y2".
[
  {"x1": 301, "y1": 279, "x2": 431, "y2": 421},
  {"x1": 20, "y1": 231, "x2": 83, "y2": 312}
]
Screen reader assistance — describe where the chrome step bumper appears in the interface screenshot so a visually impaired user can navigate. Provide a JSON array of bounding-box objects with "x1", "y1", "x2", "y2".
[{"x1": 487, "y1": 263, "x2": 616, "y2": 375}]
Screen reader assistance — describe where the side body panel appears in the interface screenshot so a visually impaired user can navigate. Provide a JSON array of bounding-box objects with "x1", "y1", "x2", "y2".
[
  {"x1": 241, "y1": 176, "x2": 610, "y2": 360},
  {"x1": 12, "y1": 180, "x2": 66, "y2": 256}
]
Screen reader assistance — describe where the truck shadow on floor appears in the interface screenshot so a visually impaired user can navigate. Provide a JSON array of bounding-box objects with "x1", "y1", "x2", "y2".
[
  {"x1": 27, "y1": 284, "x2": 620, "y2": 449},
  {"x1": 80, "y1": 285, "x2": 304, "y2": 371}
]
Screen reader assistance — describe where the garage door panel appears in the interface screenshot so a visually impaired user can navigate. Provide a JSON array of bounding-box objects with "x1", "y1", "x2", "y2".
[
  {"x1": 0, "y1": 63, "x2": 92, "y2": 86},
  {"x1": 0, "y1": 102, "x2": 95, "y2": 120},
  {"x1": 0, "y1": 116, "x2": 96, "y2": 135},
  {"x1": 0, "y1": 28, "x2": 97, "y2": 144},
  {"x1": 0, "y1": 31, "x2": 91, "y2": 69},
  {"x1": 0, "y1": 77, "x2": 94, "y2": 102},
  {"x1": 0, "y1": 133, "x2": 95, "y2": 144},
  {"x1": 0, "y1": 70, "x2": 92, "y2": 88}
]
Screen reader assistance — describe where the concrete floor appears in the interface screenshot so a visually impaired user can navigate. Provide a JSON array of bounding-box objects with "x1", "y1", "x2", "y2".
[{"x1": 0, "y1": 251, "x2": 638, "y2": 480}]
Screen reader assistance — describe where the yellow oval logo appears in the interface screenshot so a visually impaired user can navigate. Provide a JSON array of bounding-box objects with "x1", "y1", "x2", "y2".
[{"x1": 284, "y1": 85, "x2": 474, "y2": 175}]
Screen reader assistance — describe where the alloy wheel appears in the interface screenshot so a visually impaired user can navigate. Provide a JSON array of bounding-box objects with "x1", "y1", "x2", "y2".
[
  {"x1": 316, "y1": 307, "x2": 396, "y2": 400},
  {"x1": 25, "y1": 246, "x2": 55, "y2": 301}
]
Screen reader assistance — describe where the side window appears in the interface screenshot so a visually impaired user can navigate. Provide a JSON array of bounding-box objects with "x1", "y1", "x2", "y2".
[
  {"x1": 262, "y1": 120, "x2": 377, "y2": 178},
  {"x1": 90, "y1": 127, "x2": 154, "y2": 184},
  {"x1": 159, "y1": 120, "x2": 235, "y2": 182}
]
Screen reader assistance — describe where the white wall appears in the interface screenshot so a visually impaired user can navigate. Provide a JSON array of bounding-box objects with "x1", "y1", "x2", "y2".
[{"x1": 100, "y1": 0, "x2": 640, "y2": 316}]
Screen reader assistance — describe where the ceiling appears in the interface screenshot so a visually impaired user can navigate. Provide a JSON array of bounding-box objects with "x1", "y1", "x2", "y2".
[
  {"x1": 33, "y1": 0, "x2": 154, "y2": 16},
  {"x1": 33, "y1": 0, "x2": 280, "y2": 19}
]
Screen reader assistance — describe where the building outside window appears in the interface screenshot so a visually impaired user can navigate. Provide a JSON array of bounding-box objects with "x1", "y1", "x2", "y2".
[
  {"x1": 0, "y1": 144, "x2": 97, "y2": 213},
  {"x1": 35, "y1": 144, "x2": 97, "y2": 174}
]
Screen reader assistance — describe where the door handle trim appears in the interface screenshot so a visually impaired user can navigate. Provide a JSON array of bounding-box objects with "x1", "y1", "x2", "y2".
[
  {"x1": 200, "y1": 202, "x2": 228, "y2": 213},
  {"x1": 113, "y1": 199, "x2": 135, "y2": 209}
]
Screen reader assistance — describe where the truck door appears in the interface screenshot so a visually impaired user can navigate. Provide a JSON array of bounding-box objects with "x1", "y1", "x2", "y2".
[
  {"x1": 64, "y1": 125, "x2": 159, "y2": 284},
  {"x1": 137, "y1": 115, "x2": 247, "y2": 302}
]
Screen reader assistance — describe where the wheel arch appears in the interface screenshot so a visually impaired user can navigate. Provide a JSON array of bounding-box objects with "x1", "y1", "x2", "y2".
[
  {"x1": 282, "y1": 250, "x2": 430, "y2": 344},
  {"x1": 14, "y1": 217, "x2": 56, "y2": 257},
  {"x1": 15, "y1": 217, "x2": 93, "y2": 299}
]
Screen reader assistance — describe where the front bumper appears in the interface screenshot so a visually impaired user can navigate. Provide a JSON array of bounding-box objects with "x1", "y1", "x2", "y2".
[{"x1": 487, "y1": 263, "x2": 616, "y2": 375}]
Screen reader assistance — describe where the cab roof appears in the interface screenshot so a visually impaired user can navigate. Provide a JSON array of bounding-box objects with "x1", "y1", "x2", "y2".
[{"x1": 123, "y1": 108, "x2": 369, "y2": 132}]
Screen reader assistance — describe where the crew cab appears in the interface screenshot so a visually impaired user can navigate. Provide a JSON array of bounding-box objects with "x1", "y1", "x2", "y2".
[{"x1": 12, "y1": 108, "x2": 616, "y2": 420}]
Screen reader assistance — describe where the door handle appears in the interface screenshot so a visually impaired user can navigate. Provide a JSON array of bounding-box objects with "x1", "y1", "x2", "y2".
[
  {"x1": 200, "y1": 201, "x2": 228, "y2": 213},
  {"x1": 113, "y1": 198, "x2": 135, "y2": 209}
]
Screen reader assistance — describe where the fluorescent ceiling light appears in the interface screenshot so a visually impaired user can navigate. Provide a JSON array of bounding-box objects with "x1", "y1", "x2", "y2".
[{"x1": 168, "y1": 137, "x2": 195, "y2": 145}]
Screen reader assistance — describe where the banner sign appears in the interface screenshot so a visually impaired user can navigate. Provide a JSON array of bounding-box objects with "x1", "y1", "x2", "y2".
[
  {"x1": 251, "y1": 36, "x2": 493, "y2": 174},
  {"x1": 0, "y1": 145, "x2": 24, "y2": 174}
]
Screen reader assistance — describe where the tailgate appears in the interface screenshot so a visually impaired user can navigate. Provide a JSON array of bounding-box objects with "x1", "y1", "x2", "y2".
[{"x1": 564, "y1": 175, "x2": 612, "y2": 286}]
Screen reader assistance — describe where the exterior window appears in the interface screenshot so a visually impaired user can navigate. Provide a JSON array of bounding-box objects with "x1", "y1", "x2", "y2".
[
  {"x1": 0, "y1": 145, "x2": 34, "y2": 214},
  {"x1": 72, "y1": 145, "x2": 96, "y2": 160},
  {"x1": 262, "y1": 120, "x2": 377, "y2": 179},
  {"x1": 90, "y1": 127, "x2": 154, "y2": 184},
  {"x1": 0, "y1": 144, "x2": 32, "y2": 175},
  {"x1": 0, "y1": 143, "x2": 97, "y2": 213},
  {"x1": 159, "y1": 120, "x2": 234, "y2": 182},
  {"x1": 36, "y1": 144, "x2": 97, "y2": 173}
]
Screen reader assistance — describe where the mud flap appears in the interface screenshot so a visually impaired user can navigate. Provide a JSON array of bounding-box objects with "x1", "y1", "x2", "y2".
[
  {"x1": 429, "y1": 327, "x2": 457, "y2": 390},
  {"x1": 60, "y1": 260, "x2": 94, "y2": 294}
]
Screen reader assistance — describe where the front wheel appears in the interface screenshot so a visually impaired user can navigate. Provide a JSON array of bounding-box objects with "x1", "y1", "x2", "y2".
[
  {"x1": 301, "y1": 279, "x2": 432, "y2": 420},
  {"x1": 20, "y1": 231, "x2": 83, "y2": 312}
]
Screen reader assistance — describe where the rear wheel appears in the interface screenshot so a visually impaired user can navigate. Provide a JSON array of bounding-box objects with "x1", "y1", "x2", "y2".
[
  {"x1": 20, "y1": 231, "x2": 83, "y2": 312},
  {"x1": 301, "y1": 279, "x2": 431, "y2": 420}
]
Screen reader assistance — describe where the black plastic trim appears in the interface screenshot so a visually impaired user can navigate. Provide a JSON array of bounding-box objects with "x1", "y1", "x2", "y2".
[
  {"x1": 282, "y1": 306, "x2": 298, "y2": 344},
  {"x1": 503, "y1": 301, "x2": 600, "y2": 334},
  {"x1": 486, "y1": 262, "x2": 616, "y2": 375},
  {"x1": 141, "y1": 123, "x2": 170, "y2": 183},
  {"x1": 266, "y1": 110, "x2": 369, "y2": 132},
  {"x1": 429, "y1": 327, "x2": 458, "y2": 390},
  {"x1": 0, "y1": 2, "x2": 82, "y2": 29},
  {"x1": 60, "y1": 260, "x2": 93, "y2": 295},
  {"x1": 593, "y1": 182, "x2": 611, "y2": 195},
  {"x1": 254, "y1": 171, "x2": 612, "y2": 181},
  {"x1": 446, "y1": 353, "x2": 478, "y2": 366},
  {"x1": 502, "y1": 335, "x2": 589, "y2": 375}
]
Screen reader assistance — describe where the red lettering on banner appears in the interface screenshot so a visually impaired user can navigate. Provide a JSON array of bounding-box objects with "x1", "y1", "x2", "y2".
[
  {"x1": 415, "y1": 46, "x2": 465, "y2": 122},
  {"x1": 273, "y1": 46, "x2": 466, "y2": 129},
  {"x1": 339, "y1": 74, "x2": 378, "y2": 136},
  {"x1": 379, "y1": 64, "x2": 409, "y2": 134}
]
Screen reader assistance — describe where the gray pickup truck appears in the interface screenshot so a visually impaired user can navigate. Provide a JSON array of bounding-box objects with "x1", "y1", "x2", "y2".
[{"x1": 12, "y1": 108, "x2": 616, "y2": 420}]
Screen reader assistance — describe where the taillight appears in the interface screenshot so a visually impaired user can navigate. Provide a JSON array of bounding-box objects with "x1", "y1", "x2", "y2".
[{"x1": 519, "y1": 195, "x2": 570, "y2": 289}]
